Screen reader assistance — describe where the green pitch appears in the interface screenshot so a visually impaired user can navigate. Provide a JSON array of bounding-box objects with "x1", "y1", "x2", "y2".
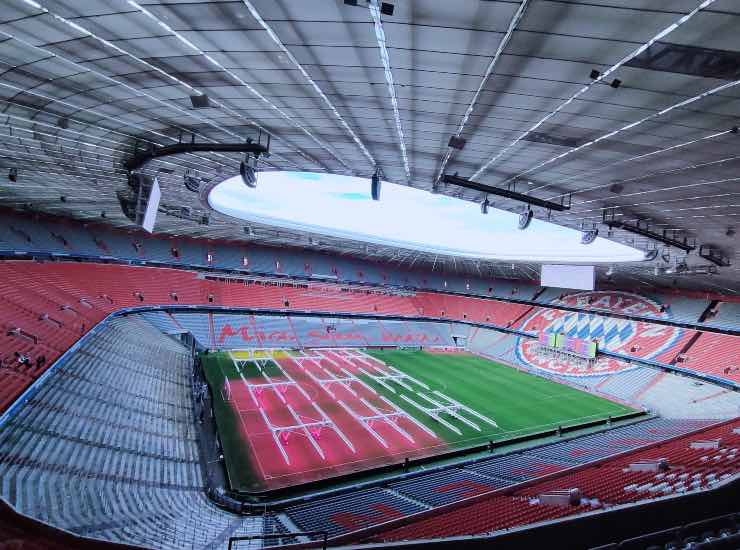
[
  {"x1": 202, "y1": 349, "x2": 636, "y2": 494},
  {"x1": 364, "y1": 350, "x2": 635, "y2": 449}
]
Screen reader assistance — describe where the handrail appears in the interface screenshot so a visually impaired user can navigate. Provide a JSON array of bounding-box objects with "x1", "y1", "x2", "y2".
[{"x1": 228, "y1": 530, "x2": 327, "y2": 549}]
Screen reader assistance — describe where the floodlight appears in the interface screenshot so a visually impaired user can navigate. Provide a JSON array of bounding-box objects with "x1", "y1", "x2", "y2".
[
  {"x1": 644, "y1": 249, "x2": 659, "y2": 261},
  {"x1": 183, "y1": 170, "x2": 201, "y2": 193},
  {"x1": 371, "y1": 170, "x2": 381, "y2": 201},
  {"x1": 240, "y1": 153, "x2": 258, "y2": 188},
  {"x1": 581, "y1": 228, "x2": 598, "y2": 244},
  {"x1": 518, "y1": 208, "x2": 533, "y2": 230}
]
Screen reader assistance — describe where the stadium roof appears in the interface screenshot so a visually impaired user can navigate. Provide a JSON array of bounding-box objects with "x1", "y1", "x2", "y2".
[{"x1": 0, "y1": 0, "x2": 738, "y2": 294}]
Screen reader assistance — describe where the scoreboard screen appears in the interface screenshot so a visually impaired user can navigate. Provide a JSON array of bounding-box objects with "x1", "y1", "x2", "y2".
[{"x1": 539, "y1": 332, "x2": 597, "y2": 359}]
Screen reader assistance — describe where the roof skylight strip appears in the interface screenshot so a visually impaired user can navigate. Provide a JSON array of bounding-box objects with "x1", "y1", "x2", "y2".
[
  {"x1": 368, "y1": 0, "x2": 410, "y2": 180},
  {"x1": 506, "y1": 78, "x2": 740, "y2": 184},
  {"x1": 0, "y1": 29, "x2": 275, "y2": 164},
  {"x1": 0, "y1": 81, "x2": 240, "y2": 174},
  {"x1": 541, "y1": 129, "x2": 733, "y2": 200},
  {"x1": 435, "y1": 0, "x2": 531, "y2": 183},
  {"x1": 240, "y1": 0, "x2": 377, "y2": 169},
  {"x1": 471, "y1": 0, "x2": 718, "y2": 181},
  {"x1": 127, "y1": 0, "x2": 350, "y2": 172},
  {"x1": 16, "y1": 0, "x2": 324, "y2": 170}
]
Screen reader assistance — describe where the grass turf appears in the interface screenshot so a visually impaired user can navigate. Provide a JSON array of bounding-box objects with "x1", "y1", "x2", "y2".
[
  {"x1": 201, "y1": 352, "x2": 261, "y2": 491},
  {"x1": 364, "y1": 350, "x2": 635, "y2": 449},
  {"x1": 202, "y1": 349, "x2": 636, "y2": 493}
]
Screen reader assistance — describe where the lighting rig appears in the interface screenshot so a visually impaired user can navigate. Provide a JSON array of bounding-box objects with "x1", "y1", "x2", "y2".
[
  {"x1": 580, "y1": 223, "x2": 599, "y2": 244},
  {"x1": 371, "y1": 169, "x2": 382, "y2": 201},
  {"x1": 602, "y1": 209, "x2": 696, "y2": 253},
  {"x1": 698, "y1": 245, "x2": 731, "y2": 267},
  {"x1": 441, "y1": 174, "x2": 571, "y2": 230}
]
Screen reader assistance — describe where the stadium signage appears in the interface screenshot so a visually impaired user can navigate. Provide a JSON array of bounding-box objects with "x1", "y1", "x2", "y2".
[{"x1": 516, "y1": 291, "x2": 684, "y2": 376}]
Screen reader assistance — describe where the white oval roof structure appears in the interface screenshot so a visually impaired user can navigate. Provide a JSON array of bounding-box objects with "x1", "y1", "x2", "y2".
[{"x1": 209, "y1": 171, "x2": 644, "y2": 264}]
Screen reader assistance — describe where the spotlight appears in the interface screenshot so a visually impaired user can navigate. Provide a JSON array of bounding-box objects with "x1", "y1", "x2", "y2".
[
  {"x1": 518, "y1": 208, "x2": 533, "y2": 230},
  {"x1": 239, "y1": 153, "x2": 258, "y2": 188},
  {"x1": 644, "y1": 249, "x2": 659, "y2": 261},
  {"x1": 8, "y1": 168, "x2": 18, "y2": 182},
  {"x1": 183, "y1": 170, "x2": 201, "y2": 193},
  {"x1": 480, "y1": 197, "x2": 489, "y2": 215},
  {"x1": 371, "y1": 170, "x2": 381, "y2": 201},
  {"x1": 581, "y1": 228, "x2": 598, "y2": 244}
]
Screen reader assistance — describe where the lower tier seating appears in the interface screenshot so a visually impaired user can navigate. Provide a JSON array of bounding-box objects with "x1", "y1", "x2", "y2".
[
  {"x1": 367, "y1": 419, "x2": 739, "y2": 543},
  {"x1": 282, "y1": 418, "x2": 718, "y2": 539},
  {"x1": 0, "y1": 317, "x2": 267, "y2": 549}
]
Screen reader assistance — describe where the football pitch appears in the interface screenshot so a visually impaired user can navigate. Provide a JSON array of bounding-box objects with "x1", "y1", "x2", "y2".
[{"x1": 201, "y1": 349, "x2": 636, "y2": 493}]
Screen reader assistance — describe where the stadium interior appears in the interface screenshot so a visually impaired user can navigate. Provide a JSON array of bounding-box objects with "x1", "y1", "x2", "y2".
[{"x1": 0, "y1": 1, "x2": 739, "y2": 549}]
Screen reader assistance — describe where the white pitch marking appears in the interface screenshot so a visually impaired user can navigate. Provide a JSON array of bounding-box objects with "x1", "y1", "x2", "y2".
[
  {"x1": 416, "y1": 393, "x2": 482, "y2": 432},
  {"x1": 339, "y1": 400, "x2": 389, "y2": 448},
  {"x1": 399, "y1": 394, "x2": 463, "y2": 435},
  {"x1": 433, "y1": 390, "x2": 498, "y2": 428}
]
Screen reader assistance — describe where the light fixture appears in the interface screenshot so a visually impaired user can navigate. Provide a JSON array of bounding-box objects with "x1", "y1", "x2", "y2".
[
  {"x1": 239, "y1": 153, "x2": 258, "y2": 188},
  {"x1": 184, "y1": 169, "x2": 201, "y2": 193},
  {"x1": 644, "y1": 249, "x2": 659, "y2": 261},
  {"x1": 605, "y1": 265, "x2": 614, "y2": 276},
  {"x1": 8, "y1": 168, "x2": 18, "y2": 182},
  {"x1": 371, "y1": 169, "x2": 381, "y2": 201},
  {"x1": 518, "y1": 207, "x2": 533, "y2": 230},
  {"x1": 581, "y1": 228, "x2": 598, "y2": 244},
  {"x1": 480, "y1": 197, "x2": 489, "y2": 215}
]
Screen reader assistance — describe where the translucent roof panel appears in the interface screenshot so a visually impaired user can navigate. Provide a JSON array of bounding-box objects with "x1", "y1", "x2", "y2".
[{"x1": 209, "y1": 171, "x2": 645, "y2": 264}]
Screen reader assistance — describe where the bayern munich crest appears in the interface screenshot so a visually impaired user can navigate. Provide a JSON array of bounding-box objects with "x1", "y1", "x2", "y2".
[{"x1": 515, "y1": 291, "x2": 685, "y2": 376}]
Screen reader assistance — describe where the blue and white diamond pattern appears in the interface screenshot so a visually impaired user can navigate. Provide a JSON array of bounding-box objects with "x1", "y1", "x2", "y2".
[{"x1": 543, "y1": 312, "x2": 635, "y2": 352}]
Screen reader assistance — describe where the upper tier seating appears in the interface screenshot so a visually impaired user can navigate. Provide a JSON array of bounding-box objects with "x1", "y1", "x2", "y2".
[
  {"x1": 4, "y1": 212, "x2": 733, "y2": 331},
  {"x1": 678, "y1": 332, "x2": 740, "y2": 384},
  {"x1": 702, "y1": 301, "x2": 740, "y2": 330},
  {"x1": 413, "y1": 292, "x2": 533, "y2": 328},
  {"x1": 0, "y1": 260, "x2": 737, "y2": 419}
]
